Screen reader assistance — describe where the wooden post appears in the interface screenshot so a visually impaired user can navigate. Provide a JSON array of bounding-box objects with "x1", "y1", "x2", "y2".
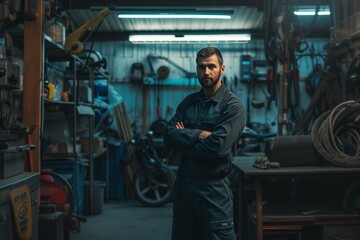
[
  {"x1": 23, "y1": 0, "x2": 43, "y2": 172},
  {"x1": 256, "y1": 180, "x2": 263, "y2": 240}
]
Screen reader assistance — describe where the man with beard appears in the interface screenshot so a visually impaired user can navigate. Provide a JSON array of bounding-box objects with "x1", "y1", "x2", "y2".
[{"x1": 164, "y1": 47, "x2": 246, "y2": 240}]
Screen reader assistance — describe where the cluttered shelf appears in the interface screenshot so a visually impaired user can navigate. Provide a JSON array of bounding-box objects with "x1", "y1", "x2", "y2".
[
  {"x1": 80, "y1": 101, "x2": 108, "y2": 110},
  {"x1": 42, "y1": 152, "x2": 77, "y2": 160},
  {"x1": 44, "y1": 34, "x2": 86, "y2": 66},
  {"x1": 247, "y1": 204, "x2": 360, "y2": 225},
  {"x1": 44, "y1": 34, "x2": 70, "y2": 61},
  {"x1": 79, "y1": 147, "x2": 108, "y2": 160},
  {"x1": 44, "y1": 98, "x2": 76, "y2": 106}
]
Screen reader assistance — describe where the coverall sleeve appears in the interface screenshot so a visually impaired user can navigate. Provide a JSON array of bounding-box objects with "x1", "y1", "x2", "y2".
[
  {"x1": 186, "y1": 101, "x2": 245, "y2": 159},
  {"x1": 163, "y1": 102, "x2": 202, "y2": 151}
]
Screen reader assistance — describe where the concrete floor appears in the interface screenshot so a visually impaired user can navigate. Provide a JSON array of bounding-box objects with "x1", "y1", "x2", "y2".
[
  {"x1": 67, "y1": 199, "x2": 360, "y2": 240},
  {"x1": 70, "y1": 200, "x2": 173, "y2": 240}
]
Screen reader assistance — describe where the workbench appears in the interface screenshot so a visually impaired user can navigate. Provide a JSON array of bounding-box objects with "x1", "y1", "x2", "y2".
[{"x1": 232, "y1": 156, "x2": 360, "y2": 240}]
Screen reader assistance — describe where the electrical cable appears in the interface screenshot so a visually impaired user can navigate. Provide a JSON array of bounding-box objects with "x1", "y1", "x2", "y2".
[
  {"x1": 295, "y1": 72, "x2": 342, "y2": 134},
  {"x1": 311, "y1": 100, "x2": 360, "y2": 167},
  {"x1": 40, "y1": 170, "x2": 75, "y2": 213}
]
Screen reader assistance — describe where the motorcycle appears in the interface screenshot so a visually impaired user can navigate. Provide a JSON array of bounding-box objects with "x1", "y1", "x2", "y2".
[{"x1": 128, "y1": 123, "x2": 176, "y2": 207}]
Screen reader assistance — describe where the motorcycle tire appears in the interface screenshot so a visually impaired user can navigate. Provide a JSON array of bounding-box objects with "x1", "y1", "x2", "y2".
[{"x1": 132, "y1": 164, "x2": 175, "y2": 207}]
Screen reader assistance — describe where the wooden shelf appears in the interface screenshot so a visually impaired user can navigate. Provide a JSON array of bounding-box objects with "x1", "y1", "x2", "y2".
[
  {"x1": 248, "y1": 204, "x2": 360, "y2": 225},
  {"x1": 44, "y1": 98, "x2": 76, "y2": 105},
  {"x1": 42, "y1": 152, "x2": 77, "y2": 159},
  {"x1": 79, "y1": 148, "x2": 108, "y2": 160}
]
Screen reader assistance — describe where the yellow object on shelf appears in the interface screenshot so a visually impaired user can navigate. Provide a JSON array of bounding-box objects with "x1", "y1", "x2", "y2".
[{"x1": 48, "y1": 83, "x2": 55, "y2": 100}]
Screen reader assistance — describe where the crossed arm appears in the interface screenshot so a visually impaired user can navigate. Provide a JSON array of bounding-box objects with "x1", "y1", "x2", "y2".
[
  {"x1": 164, "y1": 102, "x2": 245, "y2": 159},
  {"x1": 175, "y1": 121, "x2": 212, "y2": 140}
]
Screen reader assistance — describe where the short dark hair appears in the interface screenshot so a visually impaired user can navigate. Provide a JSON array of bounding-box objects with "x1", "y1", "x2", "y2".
[{"x1": 196, "y1": 47, "x2": 224, "y2": 66}]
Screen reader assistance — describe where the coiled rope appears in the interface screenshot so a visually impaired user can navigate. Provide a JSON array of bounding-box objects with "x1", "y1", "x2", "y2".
[{"x1": 311, "y1": 100, "x2": 360, "y2": 167}]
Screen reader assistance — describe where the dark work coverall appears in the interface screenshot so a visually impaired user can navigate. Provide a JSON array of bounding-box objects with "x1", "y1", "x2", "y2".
[{"x1": 164, "y1": 83, "x2": 246, "y2": 240}]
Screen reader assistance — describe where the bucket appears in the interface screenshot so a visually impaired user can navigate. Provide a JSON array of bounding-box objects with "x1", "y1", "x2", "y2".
[{"x1": 84, "y1": 181, "x2": 106, "y2": 215}]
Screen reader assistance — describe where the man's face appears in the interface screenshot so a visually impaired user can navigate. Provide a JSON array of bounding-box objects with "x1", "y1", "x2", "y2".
[{"x1": 196, "y1": 54, "x2": 225, "y2": 89}]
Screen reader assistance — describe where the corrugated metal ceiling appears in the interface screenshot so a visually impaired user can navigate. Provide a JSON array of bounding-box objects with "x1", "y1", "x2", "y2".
[
  {"x1": 67, "y1": 6, "x2": 264, "y2": 32},
  {"x1": 63, "y1": 0, "x2": 332, "y2": 40}
]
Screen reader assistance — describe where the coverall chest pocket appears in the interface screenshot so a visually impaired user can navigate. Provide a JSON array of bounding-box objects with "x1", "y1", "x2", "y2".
[
  {"x1": 201, "y1": 114, "x2": 219, "y2": 131},
  {"x1": 183, "y1": 116, "x2": 197, "y2": 129}
]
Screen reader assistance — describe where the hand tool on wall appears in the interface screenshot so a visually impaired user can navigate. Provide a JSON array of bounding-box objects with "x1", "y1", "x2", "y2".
[
  {"x1": 147, "y1": 54, "x2": 197, "y2": 79},
  {"x1": 146, "y1": 55, "x2": 196, "y2": 136},
  {"x1": 0, "y1": 123, "x2": 36, "y2": 171},
  {"x1": 0, "y1": 143, "x2": 36, "y2": 153}
]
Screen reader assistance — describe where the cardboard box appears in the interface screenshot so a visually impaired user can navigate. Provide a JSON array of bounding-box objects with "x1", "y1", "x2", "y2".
[
  {"x1": 0, "y1": 3, "x2": 10, "y2": 21},
  {"x1": 80, "y1": 137, "x2": 104, "y2": 153}
]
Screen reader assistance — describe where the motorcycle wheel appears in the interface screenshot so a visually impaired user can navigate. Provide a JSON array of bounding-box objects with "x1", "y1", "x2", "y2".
[{"x1": 132, "y1": 164, "x2": 175, "y2": 207}]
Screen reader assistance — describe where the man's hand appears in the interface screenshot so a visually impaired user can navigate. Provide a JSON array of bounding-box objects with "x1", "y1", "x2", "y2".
[
  {"x1": 176, "y1": 122, "x2": 185, "y2": 129},
  {"x1": 198, "y1": 130, "x2": 212, "y2": 140}
]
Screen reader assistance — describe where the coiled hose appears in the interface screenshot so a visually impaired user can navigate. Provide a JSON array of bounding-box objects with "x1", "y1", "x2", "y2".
[{"x1": 311, "y1": 100, "x2": 360, "y2": 167}]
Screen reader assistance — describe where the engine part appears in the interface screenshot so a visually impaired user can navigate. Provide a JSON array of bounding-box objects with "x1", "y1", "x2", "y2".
[{"x1": 150, "y1": 118, "x2": 168, "y2": 137}]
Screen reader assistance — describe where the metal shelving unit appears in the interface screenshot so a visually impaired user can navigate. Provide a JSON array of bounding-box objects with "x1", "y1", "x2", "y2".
[
  {"x1": 42, "y1": 34, "x2": 85, "y2": 214},
  {"x1": 77, "y1": 65, "x2": 110, "y2": 202}
]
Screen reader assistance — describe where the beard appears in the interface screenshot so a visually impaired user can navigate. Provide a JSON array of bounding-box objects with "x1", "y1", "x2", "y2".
[{"x1": 198, "y1": 71, "x2": 221, "y2": 89}]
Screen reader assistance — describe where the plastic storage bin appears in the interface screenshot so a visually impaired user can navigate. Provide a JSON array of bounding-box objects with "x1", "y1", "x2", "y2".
[
  {"x1": 83, "y1": 180, "x2": 105, "y2": 215},
  {"x1": 94, "y1": 141, "x2": 126, "y2": 200}
]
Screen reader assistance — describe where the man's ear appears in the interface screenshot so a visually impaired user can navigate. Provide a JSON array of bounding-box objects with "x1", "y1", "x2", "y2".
[{"x1": 221, "y1": 65, "x2": 225, "y2": 74}]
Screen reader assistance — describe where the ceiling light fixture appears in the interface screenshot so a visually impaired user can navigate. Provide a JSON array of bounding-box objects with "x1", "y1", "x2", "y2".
[
  {"x1": 116, "y1": 8, "x2": 234, "y2": 20},
  {"x1": 118, "y1": 13, "x2": 232, "y2": 19},
  {"x1": 294, "y1": 10, "x2": 316, "y2": 16},
  {"x1": 294, "y1": 5, "x2": 331, "y2": 16},
  {"x1": 129, "y1": 34, "x2": 251, "y2": 44},
  {"x1": 317, "y1": 10, "x2": 331, "y2": 15}
]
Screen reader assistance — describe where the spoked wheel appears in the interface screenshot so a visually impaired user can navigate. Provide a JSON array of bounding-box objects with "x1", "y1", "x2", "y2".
[{"x1": 132, "y1": 165, "x2": 175, "y2": 207}]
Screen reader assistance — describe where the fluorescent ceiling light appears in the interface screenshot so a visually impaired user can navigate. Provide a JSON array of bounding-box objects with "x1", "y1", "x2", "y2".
[
  {"x1": 118, "y1": 13, "x2": 231, "y2": 19},
  {"x1": 294, "y1": 5, "x2": 330, "y2": 16},
  {"x1": 317, "y1": 10, "x2": 330, "y2": 15},
  {"x1": 129, "y1": 34, "x2": 251, "y2": 44},
  {"x1": 294, "y1": 11, "x2": 316, "y2": 16}
]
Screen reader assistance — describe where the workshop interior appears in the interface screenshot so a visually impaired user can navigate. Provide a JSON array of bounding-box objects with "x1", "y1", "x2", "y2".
[{"x1": 0, "y1": 0, "x2": 359, "y2": 239}]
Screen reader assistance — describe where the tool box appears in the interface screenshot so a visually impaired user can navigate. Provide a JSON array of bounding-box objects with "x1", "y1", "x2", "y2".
[
  {"x1": 38, "y1": 205, "x2": 65, "y2": 240},
  {"x1": 0, "y1": 139, "x2": 26, "y2": 179}
]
